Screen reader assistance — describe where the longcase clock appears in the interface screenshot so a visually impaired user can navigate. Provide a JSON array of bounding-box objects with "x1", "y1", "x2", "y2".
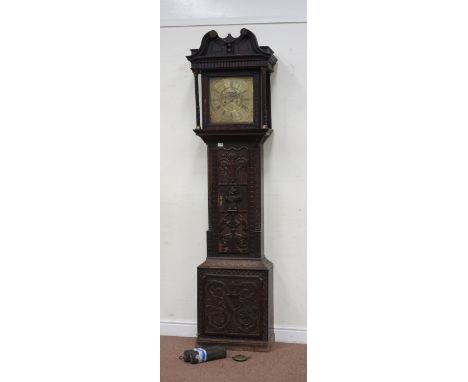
[{"x1": 187, "y1": 29, "x2": 277, "y2": 351}]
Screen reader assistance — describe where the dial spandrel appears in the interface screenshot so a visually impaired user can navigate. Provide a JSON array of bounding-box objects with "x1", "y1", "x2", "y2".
[{"x1": 209, "y1": 77, "x2": 254, "y2": 124}]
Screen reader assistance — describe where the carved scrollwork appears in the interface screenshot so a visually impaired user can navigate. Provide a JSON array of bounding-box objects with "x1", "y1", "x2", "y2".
[{"x1": 204, "y1": 277, "x2": 261, "y2": 336}]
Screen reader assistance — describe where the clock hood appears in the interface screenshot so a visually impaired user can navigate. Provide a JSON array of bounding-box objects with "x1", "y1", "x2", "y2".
[{"x1": 186, "y1": 28, "x2": 277, "y2": 72}]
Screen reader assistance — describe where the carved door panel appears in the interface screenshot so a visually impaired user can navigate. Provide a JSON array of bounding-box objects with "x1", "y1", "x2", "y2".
[
  {"x1": 217, "y1": 146, "x2": 249, "y2": 255},
  {"x1": 198, "y1": 269, "x2": 268, "y2": 340},
  {"x1": 207, "y1": 143, "x2": 262, "y2": 258}
]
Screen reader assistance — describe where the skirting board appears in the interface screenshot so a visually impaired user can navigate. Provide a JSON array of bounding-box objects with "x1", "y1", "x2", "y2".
[{"x1": 160, "y1": 320, "x2": 307, "y2": 344}]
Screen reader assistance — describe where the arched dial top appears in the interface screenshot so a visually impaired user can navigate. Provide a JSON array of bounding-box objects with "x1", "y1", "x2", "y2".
[{"x1": 209, "y1": 76, "x2": 254, "y2": 124}]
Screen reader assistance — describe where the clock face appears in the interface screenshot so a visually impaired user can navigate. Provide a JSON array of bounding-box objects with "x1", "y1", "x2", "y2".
[{"x1": 209, "y1": 77, "x2": 254, "y2": 124}]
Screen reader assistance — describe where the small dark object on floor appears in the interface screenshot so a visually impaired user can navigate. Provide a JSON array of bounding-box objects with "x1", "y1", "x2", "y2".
[
  {"x1": 232, "y1": 354, "x2": 251, "y2": 362},
  {"x1": 180, "y1": 345, "x2": 227, "y2": 364}
]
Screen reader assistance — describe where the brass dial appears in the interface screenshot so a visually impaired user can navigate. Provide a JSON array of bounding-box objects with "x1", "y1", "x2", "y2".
[{"x1": 209, "y1": 77, "x2": 254, "y2": 124}]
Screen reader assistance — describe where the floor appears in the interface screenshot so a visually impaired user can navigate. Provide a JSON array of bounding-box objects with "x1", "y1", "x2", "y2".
[{"x1": 160, "y1": 336, "x2": 307, "y2": 382}]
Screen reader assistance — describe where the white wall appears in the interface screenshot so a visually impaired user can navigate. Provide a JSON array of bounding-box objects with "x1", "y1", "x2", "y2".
[
  {"x1": 161, "y1": 0, "x2": 306, "y2": 27},
  {"x1": 160, "y1": 23, "x2": 307, "y2": 339}
]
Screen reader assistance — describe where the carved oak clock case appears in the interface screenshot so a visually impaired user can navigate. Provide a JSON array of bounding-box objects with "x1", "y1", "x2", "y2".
[{"x1": 187, "y1": 29, "x2": 277, "y2": 351}]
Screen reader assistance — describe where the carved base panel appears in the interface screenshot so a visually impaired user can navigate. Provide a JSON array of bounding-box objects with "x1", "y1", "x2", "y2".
[{"x1": 197, "y1": 260, "x2": 273, "y2": 351}]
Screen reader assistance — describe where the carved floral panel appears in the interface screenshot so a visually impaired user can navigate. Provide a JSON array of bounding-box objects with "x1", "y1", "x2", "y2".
[
  {"x1": 216, "y1": 146, "x2": 250, "y2": 254},
  {"x1": 218, "y1": 147, "x2": 249, "y2": 185},
  {"x1": 218, "y1": 212, "x2": 248, "y2": 254}
]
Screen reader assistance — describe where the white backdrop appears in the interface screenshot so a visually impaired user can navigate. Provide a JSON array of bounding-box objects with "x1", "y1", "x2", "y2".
[
  {"x1": 160, "y1": 23, "x2": 307, "y2": 340},
  {"x1": 161, "y1": 0, "x2": 306, "y2": 26}
]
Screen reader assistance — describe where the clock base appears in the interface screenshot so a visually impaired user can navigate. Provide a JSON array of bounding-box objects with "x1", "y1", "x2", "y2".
[{"x1": 197, "y1": 258, "x2": 274, "y2": 351}]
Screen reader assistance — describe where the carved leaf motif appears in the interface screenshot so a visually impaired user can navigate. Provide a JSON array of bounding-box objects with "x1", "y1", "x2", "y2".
[
  {"x1": 219, "y1": 213, "x2": 248, "y2": 253},
  {"x1": 218, "y1": 149, "x2": 248, "y2": 185}
]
